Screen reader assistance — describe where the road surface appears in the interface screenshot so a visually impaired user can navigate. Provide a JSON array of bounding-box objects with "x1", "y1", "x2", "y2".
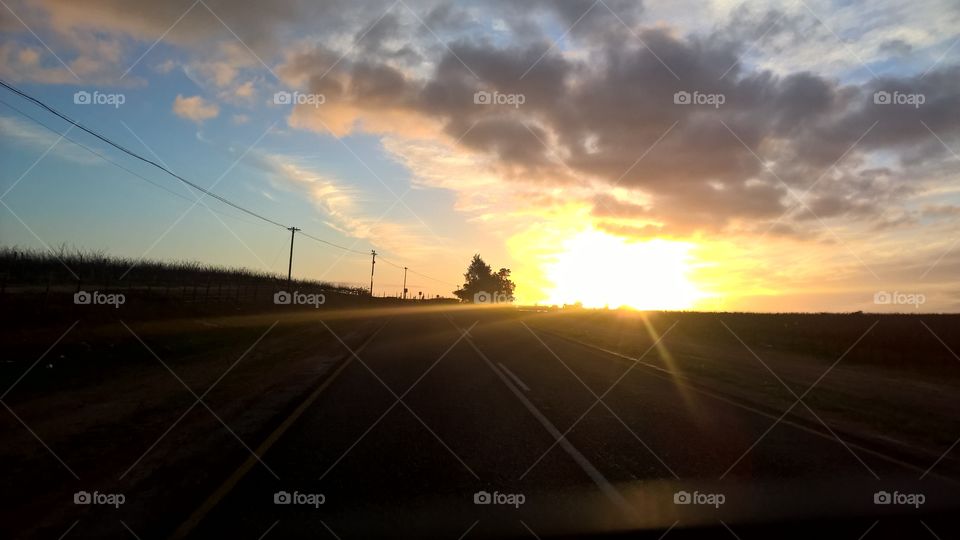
[{"x1": 175, "y1": 309, "x2": 958, "y2": 539}]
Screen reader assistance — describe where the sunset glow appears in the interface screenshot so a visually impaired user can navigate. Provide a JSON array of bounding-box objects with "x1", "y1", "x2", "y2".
[
  {"x1": 543, "y1": 229, "x2": 706, "y2": 310},
  {"x1": 3, "y1": 2, "x2": 960, "y2": 538},
  {"x1": 0, "y1": 0, "x2": 957, "y2": 312}
]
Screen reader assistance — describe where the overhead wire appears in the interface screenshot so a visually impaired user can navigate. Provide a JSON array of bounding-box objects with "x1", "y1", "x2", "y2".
[
  {"x1": 0, "y1": 79, "x2": 289, "y2": 229},
  {"x1": 0, "y1": 79, "x2": 459, "y2": 292},
  {"x1": 0, "y1": 97, "x2": 266, "y2": 229}
]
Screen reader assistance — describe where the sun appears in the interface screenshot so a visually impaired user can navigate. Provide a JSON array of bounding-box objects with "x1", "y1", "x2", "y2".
[{"x1": 542, "y1": 229, "x2": 705, "y2": 310}]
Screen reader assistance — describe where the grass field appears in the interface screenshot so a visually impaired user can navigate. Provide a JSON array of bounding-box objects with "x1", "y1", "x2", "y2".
[
  {"x1": 0, "y1": 245, "x2": 372, "y2": 296},
  {"x1": 527, "y1": 309, "x2": 960, "y2": 472}
]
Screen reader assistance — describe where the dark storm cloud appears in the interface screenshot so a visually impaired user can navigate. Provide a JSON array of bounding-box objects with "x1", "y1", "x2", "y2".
[
  {"x1": 458, "y1": 118, "x2": 554, "y2": 169},
  {"x1": 354, "y1": 12, "x2": 403, "y2": 53},
  {"x1": 270, "y1": 1, "x2": 960, "y2": 238},
  {"x1": 786, "y1": 167, "x2": 915, "y2": 222}
]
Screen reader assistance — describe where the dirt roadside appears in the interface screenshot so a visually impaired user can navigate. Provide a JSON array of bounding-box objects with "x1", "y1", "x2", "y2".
[{"x1": 0, "y1": 309, "x2": 385, "y2": 539}]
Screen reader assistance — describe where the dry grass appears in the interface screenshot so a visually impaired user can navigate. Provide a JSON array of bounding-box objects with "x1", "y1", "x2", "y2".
[{"x1": 0, "y1": 245, "x2": 369, "y2": 295}]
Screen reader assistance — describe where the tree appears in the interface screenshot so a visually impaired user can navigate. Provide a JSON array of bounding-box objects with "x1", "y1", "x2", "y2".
[
  {"x1": 495, "y1": 267, "x2": 515, "y2": 301},
  {"x1": 454, "y1": 254, "x2": 516, "y2": 303}
]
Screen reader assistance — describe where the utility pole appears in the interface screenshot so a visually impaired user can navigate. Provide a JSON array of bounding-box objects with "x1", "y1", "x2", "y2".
[
  {"x1": 402, "y1": 267, "x2": 408, "y2": 300},
  {"x1": 369, "y1": 250, "x2": 376, "y2": 296},
  {"x1": 286, "y1": 227, "x2": 300, "y2": 283}
]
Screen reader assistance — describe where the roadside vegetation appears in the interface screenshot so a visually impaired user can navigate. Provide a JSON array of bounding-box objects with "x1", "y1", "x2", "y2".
[
  {"x1": 453, "y1": 254, "x2": 516, "y2": 303},
  {"x1": 531, "y1": 309, "x2": 960, "y2": 373},
  {"x1": 0, "y1": 245, "x2": 370, "y2": 296}
]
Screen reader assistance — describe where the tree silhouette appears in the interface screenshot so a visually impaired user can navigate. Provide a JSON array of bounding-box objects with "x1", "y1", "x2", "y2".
[{"x1": 454, "y1": 254, "x2": 515, "y2": 303}]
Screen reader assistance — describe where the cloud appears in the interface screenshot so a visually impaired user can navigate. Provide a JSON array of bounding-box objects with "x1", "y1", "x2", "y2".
[
  {"x1": 0, "y1": 115, "x2": 100, "y2": 165},
  {"x1": 923, "y1": 204, "x2": 960, "y2": 221},
  {"x1": 247, "y1": 151, "x2": 447, "y2": 259},
  {"x1": 172, "y1": 94, "x2": 219, "y2": 123},
  {"x1": 153, "y1": 59, "x2": 177, "y2": 74},
  {"x1": 0, "y1": 29, "x2": 143, "y2": 85},
  {"x1": 3, "y1": 0, "x2": 960, "y2": 308},
  {"x1": 1, "y1": 0, "x2": 315, "y2": 86},
  {"x1": 271, "y1": 9, "x2": 959, "y2": 242},
  {"x1": 9, "y1": 0, "x2": 952, "y2": 242},
  {"x1": 232, "y1": 80, "x2": 255, "y2": 100},
  {"x1": 0, "y1": 42, "x2": 84, "y2": 84}
]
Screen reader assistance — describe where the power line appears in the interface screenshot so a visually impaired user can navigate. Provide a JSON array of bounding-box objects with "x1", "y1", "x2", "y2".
[
  {"x1": 0, "y1": 97, "x2": 266, "y2": 229},
  {"x1": 375, "y1": 255, "x2": 404, "y2": 269},
  {"x1": 298, "y1": 230, "x2": 369, "y2": 256},
  {"x1": 377, "y1": 255, "x2": 458, "y2": 287},
  {"x1": 408, "y1": 267, "x2": 459, "y2": 288},
  {"x1": 0, "y1": 79, "x2": 458, "y2": 294},
  {"x1": 0, "y1": 79, "x2": 289, "y2": 229}
]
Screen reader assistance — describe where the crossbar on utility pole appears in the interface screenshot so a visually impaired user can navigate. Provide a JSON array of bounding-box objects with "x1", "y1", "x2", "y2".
[
  {"x1": 402, "y1": 266, "x2": 408, "y2": 300},
  {"x1": 369, "y1": 250, "x2": 377, "y2": 296},
  {"x1": 286, "y1": 227, "x2": 300, "y2": 283}
]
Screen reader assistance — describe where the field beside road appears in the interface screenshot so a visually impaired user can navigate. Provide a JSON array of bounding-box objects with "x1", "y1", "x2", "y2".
[
  {"x1": 1, "y1": 305, "x2": 958, "y2": 539},
  {"x1": 526, "y1": 310, "x2": 960, "y2": 473}
]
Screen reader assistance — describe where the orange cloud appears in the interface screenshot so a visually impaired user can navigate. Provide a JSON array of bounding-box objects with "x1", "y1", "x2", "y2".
[{"x1": 172, "y1": 94, "x2": 219, "y2": 123}]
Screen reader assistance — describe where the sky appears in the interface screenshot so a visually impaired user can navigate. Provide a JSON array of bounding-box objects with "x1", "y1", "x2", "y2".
[{"x1": 0, "y1": 0, "x2": 958, "y2": 311}]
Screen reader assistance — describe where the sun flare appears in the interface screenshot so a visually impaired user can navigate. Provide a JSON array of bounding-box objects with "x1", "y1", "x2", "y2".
[{"x1": 543, "y1": 229, "x2": 705, "y2": 310}]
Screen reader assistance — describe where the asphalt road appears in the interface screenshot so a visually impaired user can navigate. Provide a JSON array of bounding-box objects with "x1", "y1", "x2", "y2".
[{"x1": 182, "y1": 309, "x2": 959, "y2": 539}]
